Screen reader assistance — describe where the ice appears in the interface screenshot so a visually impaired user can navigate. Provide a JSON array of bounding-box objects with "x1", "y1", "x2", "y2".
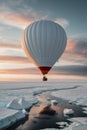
[
  {"x1": 83, "y1": 111, "x2": 87, "y2": 114},
  {"x1": 70, "y1": 125, "x2": 87, "y2": 130},
  {"x1": 0, "y1": 96, "x2": 37, "y2": 129},
  {"x1": 62, "y1": 125, "x2": 87, "y2": 130},
  {"x1": 83, "y1": 107, "x2": 87, "y2": 111},
  {"x1": 52, "y1": 84, "x2": 87, "y2": 106},
  {"x1": 0, "y1": 81, "x2": 87, "y2": 130},
  {"x1": 40, "y1": 128, "x2": 59, "y2": 130},
  {"x1": 7, "y1": 97, "x2": 38, "y2": 110},
  {"x1": 51, "y1": 100, "x2": 58, "y2": 106},
  {"x1": 40, "y1": 125, "x2": 87, "y2": 130},
  {"x1": 63, "y1": 108, "x2": 74, "y2": 116},
  {"x1": 64, "y1": 117, "x2": 87, "y2": 130},
  {"x1": 7, "y1": 98, "x2": 21, "y2": 109},
  {"x1": 62, "y1": 122, "x2": 87, "y2": 130},
  {"x1": 22, "y1": 109, "x2": 29, "y2": 115},
  {"x1": 68, "y1": 117, "x2": 87, "y2": 125},
  {"x1": 56, "y1": 121, "x2": 69, "y2": 128},
  {"x1": 0, "y1": 108, "x2": 25, "y2": 129},
  {"x1": 0, "y1": 102, "x2": 5, "y2": 107}
]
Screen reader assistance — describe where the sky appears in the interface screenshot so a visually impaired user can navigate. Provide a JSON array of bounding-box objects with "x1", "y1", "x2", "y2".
[{"x1": 0, "y1": 0, "x2": 87, "y2": 81}]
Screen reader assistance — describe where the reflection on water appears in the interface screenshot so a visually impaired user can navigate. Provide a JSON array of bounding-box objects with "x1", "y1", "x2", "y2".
[
  {"x1": 15, "y1": 95, "x2": 87, "y2": 130},
  {"x1": 16, "y1": 106, "x2": 70, "y2": 130}
]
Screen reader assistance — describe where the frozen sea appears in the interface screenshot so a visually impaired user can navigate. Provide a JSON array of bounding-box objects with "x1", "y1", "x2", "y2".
[{"x1": 0, "y1": 80, "x2": 87, "y2": 130}]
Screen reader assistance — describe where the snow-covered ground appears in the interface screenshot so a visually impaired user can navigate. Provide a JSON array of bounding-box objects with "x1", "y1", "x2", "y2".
[
  {"x1": 0, "y1": 81, "x2": 87, "y2": 130},
  {"x1": 52, "y1": 83, "x2": 87, "y2": 106}
]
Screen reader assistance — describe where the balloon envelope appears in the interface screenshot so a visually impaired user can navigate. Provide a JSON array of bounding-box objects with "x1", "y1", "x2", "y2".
[{"x1": 22, "y1": 20, "x2": 67, "y2": 75}]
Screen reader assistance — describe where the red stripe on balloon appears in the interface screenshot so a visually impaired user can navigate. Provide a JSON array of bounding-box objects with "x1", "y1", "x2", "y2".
[{"x1": 38, "y1": 66, "x2": 51, "y2": 75}]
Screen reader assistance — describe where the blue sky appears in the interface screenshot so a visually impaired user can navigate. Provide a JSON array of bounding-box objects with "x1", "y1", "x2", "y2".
[{"x1": 0, "y1": 0, "x2": 87, "y2": 81}]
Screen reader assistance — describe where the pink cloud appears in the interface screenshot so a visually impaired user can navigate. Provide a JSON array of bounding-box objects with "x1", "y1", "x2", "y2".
[
  {"x1": 0, "y1": 68, "x2": 38, "y2": 74},
  {"x1": 0, "y1": 56, "x2": 29, "y2": 63},
  {"x1": 61, "y1": 38, "x2": 87, "y2": 64},
  {"x1": 0, "y1": 9, "x2": 69, "y2": 29},
  {"x1": 0, "y1": 10, "x2": 43, "y2": 28},
  {"x1": 0, "y1": 38, "x2": 21, "y2": 48}
]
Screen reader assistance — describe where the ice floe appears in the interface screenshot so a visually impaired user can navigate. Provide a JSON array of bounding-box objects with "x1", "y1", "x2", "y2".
[
  {"x1": 0, "y1": 108, "x2": 25, "y2": 129},
  {"x1": 7, "y1": 97, "x2": 37, "y2": 110},
  {"x1": 63, "y1": 108, "x2": 74, "y2": 116},
  {"x1": 52, "y1": 84, "x2": 87, "y2": 107},
  {"x1": 51, "y1": 100, "x2": 58, "y2": 106}
]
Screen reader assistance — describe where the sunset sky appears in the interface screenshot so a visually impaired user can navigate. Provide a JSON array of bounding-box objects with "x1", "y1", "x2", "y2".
[{"x1": 0, "y1": 0, "x2": 87, "y2": 81}]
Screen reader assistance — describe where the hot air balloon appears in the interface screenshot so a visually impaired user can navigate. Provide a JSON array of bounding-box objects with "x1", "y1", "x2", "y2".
[{"x1": 22, "y1": 20, "x2": 67, "y2": 81}]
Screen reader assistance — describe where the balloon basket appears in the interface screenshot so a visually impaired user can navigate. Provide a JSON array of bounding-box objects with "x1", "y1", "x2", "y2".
[{"x1": 43, "y1": 76, "x2": 48, "y2": 81}]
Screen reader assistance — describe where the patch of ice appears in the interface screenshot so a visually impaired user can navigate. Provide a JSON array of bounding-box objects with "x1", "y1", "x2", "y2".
[
  {"x1": 0, "y1": 102, "x2": 5, "y2": 107},
  {"x1": 0, "y1": 108, "x2": 25, "y2": 129},
  {"x1": 75, "y1": 98, "x2": 87, "y2": 106},
  {"x1": 68, "y1": 117, "x2": 87, "y2": 124},
  {"x1": 56, "y1": 121, "x2": 69, "y2": 128},
  {"x1": 83, "y1": 107, "x2": 87, "y2": 111},
  {"x1": 51, "y1": 100, "x2": 58, "y2": 106},
  {"x1": 83, "y1": 111, "x2": 87, "y2": 114},
  {"x1": 63, "y1": 108, "x2": 74, "y2": 116},
  {"x1": 65, "y1": 117, "x2": 87, "y2": 130},
  {"x1": 22, "y1": 109, "x2": 29, "y2": 115},
  {"x1": 40, "y1": 128, "x2": 59, "y2": 130},
  {"x1": 15, "y1": 111, "x2": 25, "y2": 120},
  {"x1": 83, "y1": 107, "x2": 87, "y2": 114},
  {"x1": 52, "y1": 85, "x2": 87, "y2": 107},
  {"x1": 70, "y1": 125, "x2": 87, "y2": 130},
  {"x1": 7, "y1": 97, "x2": 37, "y2": 110},
  {"x1": 7, "y1": 98, "x2": 21, "y2": 110}
]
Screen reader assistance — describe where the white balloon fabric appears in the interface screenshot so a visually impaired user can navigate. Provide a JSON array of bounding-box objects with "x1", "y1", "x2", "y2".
[{"x1": 22, "y1": 20, "x2": 67, "y2": 75}]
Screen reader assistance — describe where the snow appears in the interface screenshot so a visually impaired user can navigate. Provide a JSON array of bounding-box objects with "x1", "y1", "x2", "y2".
[
  {"x1": 0, "y1": 81, "x2": 87, "y2": 130},
  {"x1": 51, "y1": 100, "x2": 58, "y2": 106},
  {"x1": 7, "y1": 97, "x2": 37, "y2": 110},
  {"x1": 68, "y1": 117, "x2": 87, "y2": 124},
  {"x1": 56, "y1": 121, "x2": 69, "y2": 128},
  {"x1": 0, "y1": 108, "x2": 25, "y2": 129},
  {"x1": 40, "y1": 128, "x2": 59, "y2": 130},
  {"x1": 64, "y1": 122, "x2": 86, "y2": 130},
  {"x1": 22, "y1": 109, "x2": 29, "y2": 115},
  {"x1": 71, "y1": 125, "x2": 87, "y2": 130},
  {"x1": 52, "y1": 84, "x2": 87, "y2": 106},
  {"x1": 40, "y1": 123, "x2": 87, "y2": 130},
  {"x1": 83, "y1": 107, "x2": 87, "y2": 111},
  {"x1": 64, "y1": 117, "x2": 87, "y2": 130},
  {"x1": 40, "y1": 125, "x2": 87, "y2": 130},
  {"x1": 0, "y1": 96, "x2": 37, "y2": 129},
  {"x1": 83, "y1": 107, "x2": 87, "y2": 114},
  {"x1": 7, "y1": 98, "x2": 21, "y2": 109},
  {"x1": 63, "y1": 108, "x2": 74, "y2": 116}
]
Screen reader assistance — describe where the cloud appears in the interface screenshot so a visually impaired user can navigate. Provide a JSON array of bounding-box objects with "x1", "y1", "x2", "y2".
[
  {"x1": 0, "y1": 0, "x2": 69, "y2": 29},
  {"x1": 51, "y1": 65, "x2": 87, "y2": 77},
  {"x1": 0, "y1": 0, "x2": 47, "y2": 28},
  {"x1": 61, "y1": 38, "x2": 87, "y2": 64},
  {"x1": 0, "y1": 11, "x2": 33, "y2": 28},
  {"x1": 54, "y1": 18, "x2": 69, "y2": 28},
  {"x1": 0, "y1": 38, "x2": 29, "y2": 63},
  {"x1": 0, "y1": 0, "x2": 41, "y2": 28},
  {"x1": 0, "y1": 48, "x2": 25, "y2": 58},
  {"x1": 0, "y1": 65, "x2": 87, "y2": 79},
  {"x1": 0, "y1": 56, "x2": 29, "y2": 63},
  {"x1": 0, "y1": 68, "x2": 38, "y2": 74},
  {"x1": 74, "y1": 39, "x2": 87, "y2": 58},
  {"x1": 0, "y1": 39, "x2": 21, "y2": 49}
]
